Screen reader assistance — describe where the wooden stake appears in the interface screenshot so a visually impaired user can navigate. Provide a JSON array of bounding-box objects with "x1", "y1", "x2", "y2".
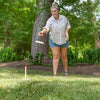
[{"x1": 25, "y1": 65, "x2": 27, "y2": 79}]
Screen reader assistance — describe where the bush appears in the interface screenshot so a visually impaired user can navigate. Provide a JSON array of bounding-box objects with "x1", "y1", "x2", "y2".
[
  {"x1": 28, "y1": 48, "x2": 100, "y2": 66},
  {"x1": 82, "y1": 48, "x2": 100, "y2": 64},
  {"x1": 67, "y1": 47, "x2": 100, "y2": 66},
  {"x1": 34, "y1": 53, "x2": 40, "y2": 65},
  {"x1": 28, "y1": 54, "x2": 34, "y2": 65},
  {"x1": 67, "y1": 47, "x2": 74, "y2": 66},
  {"x1": 28, "y1": 53, "x2": 44, "y2": 65},
  {"x1": 95, "y1": 48, "x2": 100, "y2": 64},
  {"x1": 67, "y1": 47, "x2": 79, "y2": 66},
  {"x1": 40, "y1": 53, "x2": 44, "y2": 65},
  {"x1": 0, "y1": 47, "x2": 23, "y2": 62}
]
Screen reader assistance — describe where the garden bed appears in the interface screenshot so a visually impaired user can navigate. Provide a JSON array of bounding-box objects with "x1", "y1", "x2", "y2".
[{"x1": 0, "y1": 60, "x2": 100, "y2": 76}]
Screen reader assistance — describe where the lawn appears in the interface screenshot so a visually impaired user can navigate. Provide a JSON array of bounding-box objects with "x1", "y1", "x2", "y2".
[{"x1": 0, "y1": 67, "x2": 100, "y2": 100}]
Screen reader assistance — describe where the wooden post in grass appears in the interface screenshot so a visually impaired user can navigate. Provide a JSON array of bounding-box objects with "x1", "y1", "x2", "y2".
[{"x1": 25, "y1": 65, "x2": 27, "y2": 79}]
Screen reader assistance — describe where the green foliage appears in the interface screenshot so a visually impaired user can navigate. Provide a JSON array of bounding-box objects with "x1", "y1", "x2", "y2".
[
  {"x1": 13, "y1": 34, "x2": 32, "y2": 58},
  {"x1": 40, "y1": 53, "x2": 44, "y2": 65},
  {"x1": 34, "y1": 53, "x2": 40, "y2": 65},
  {"x1": 82, "y1": 48, "x2": 100, "y2": 64},
  {"x1": 67, "y1": 47, "x2": 74, "y2": 66},
  {"x1": 0, "y1": 0, "x2": 38, "y2": 57},
  {"x1": 28, "y1": 54, "x2": 34, "y2": 65},
  {"x1": 48, "y1": 48, "x2": 53, "y2": 58},
  {"x1": 0, "y1": 47, "x2": 23, "y2": 62},
  {"x1": 0, "y1": 0, "x2": 100, "y2": 61},
  {"x1": 67, "y1": 47, "x2": 79, "y2": 66},
  {"x1": 28, "y1": 53, "x2": 44, "y2": 65},
  {"x1": 96, "y1": 48, "x2": 100, "y2": 63},
  {"x1": 67, "y1": 47, "x2": 100, "y2": 65},
  {"x1": 59, "y1": 0, "x2": 99, "y2": 49},
  {"x1": 73, "y1": 50, "x2": 79, "y2": 63},
  {"x1": 48, "y1": 47, "x2": 100, "y2": 67},
  {"x1": 67, "y1": 47, "x2": 100, "y2": 66}
]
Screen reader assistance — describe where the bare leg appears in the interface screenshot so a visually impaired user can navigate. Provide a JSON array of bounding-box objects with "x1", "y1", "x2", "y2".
[
  {"x1": 51, "y1": 47, "x2": 60, "y2": 76},
  {"x1": 60, "y1": 47, "x2": 68, "y2": 75}
]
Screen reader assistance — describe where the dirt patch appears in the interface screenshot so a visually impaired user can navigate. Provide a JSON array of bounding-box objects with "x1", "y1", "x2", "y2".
[{"x1": 0, "y1": 60, "x2": 100, "y2": 76}]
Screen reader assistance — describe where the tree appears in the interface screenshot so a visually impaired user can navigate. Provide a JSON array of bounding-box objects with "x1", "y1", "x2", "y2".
[
  {"x1": 0, "y1": 0, "x2": 37, "y2": 57},
  {"x1": 31, "y1": 0, "x2": 54, "y2": 59},
  {"x1": 87, "y1": 0, "x2": 100, "y2": 49},
  {"x1": 59, "y1": 0, "x2": 100, "y2": 50}
]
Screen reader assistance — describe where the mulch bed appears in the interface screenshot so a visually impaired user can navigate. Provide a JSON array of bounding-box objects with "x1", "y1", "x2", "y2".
[{"x1": 0, "y1": 60, "x2": 100, "y2": 76}]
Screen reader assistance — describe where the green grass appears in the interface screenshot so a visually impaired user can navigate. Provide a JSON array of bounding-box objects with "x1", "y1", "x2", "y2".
[{"x1": 0, "y1": 67, "x2": 100, "y2": 100}]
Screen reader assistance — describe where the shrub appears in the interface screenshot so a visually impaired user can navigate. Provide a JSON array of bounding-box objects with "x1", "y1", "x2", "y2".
[
  {"x1": 82, "y1": 48, "x2": 100, "y2": 64},
  {"x1": 34, "y1": 53, "x2": 40, "y2": 65},
  {"x1": 95, "y1": 48, "x2": 100, "y2": 64},
  {"x1": 67, "y1": 47, "x2": 74, "y2": 66},
  {"x1": 67, "y1": 47, "x2": 100, "y2": 66},
  {"x1": 28, "y1": 48, "x2": 100, "y2": 66},
  {"x1": 73, "y1": 50, "x2": 79, "y2": 63},
  {"x1": 0, "y1": 47, "x2": 23, "y2": 62},
  {"x1": 40, "y1": 53, "x2": 44, "y2": 65},
  {"x1": 28, "y1": 54, "x2": 34, "y2": 65},
  {"x1": 28, "y1": 53, "x2": 44, "y2": 65}
]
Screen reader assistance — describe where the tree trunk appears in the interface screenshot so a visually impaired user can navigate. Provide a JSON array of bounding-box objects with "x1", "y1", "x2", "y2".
[
  {"x1": 31, "y1": 0, "x2": 54, "y2": 59},
  {"x1": 95, "y1": 33, "x2": 100, "y2": 49}
]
